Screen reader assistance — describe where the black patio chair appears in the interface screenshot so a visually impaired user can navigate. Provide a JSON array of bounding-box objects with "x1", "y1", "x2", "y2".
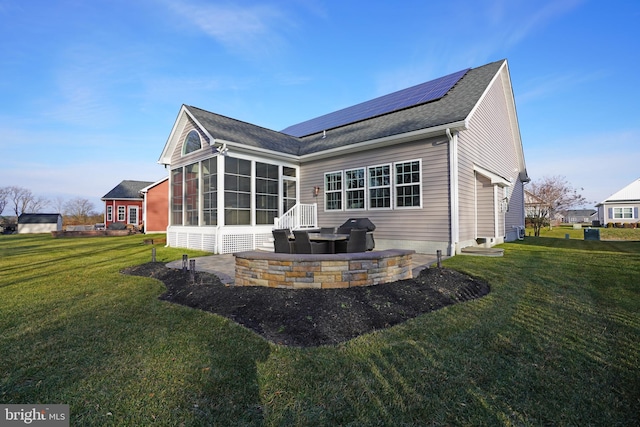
[
  {"x1": 293, "y1": 230, "x2": 329, "y2": 254},
  {"x1": 335, "y1": 228, "x2": 367, "y2": 253},
  {"x1": 272, "y1": 229, "x2": 293, "y2": 253},
  {"x1": 320, "y1": 227, "x2": 336, "y2": 234}
]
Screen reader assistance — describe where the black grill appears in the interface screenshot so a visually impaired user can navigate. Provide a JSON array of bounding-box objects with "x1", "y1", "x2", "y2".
[{"x1": 337, "y1": 218, "x2": 376, "y2": 250}]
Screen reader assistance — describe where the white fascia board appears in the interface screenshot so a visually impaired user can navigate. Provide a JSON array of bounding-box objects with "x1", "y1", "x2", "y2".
[
  {"x1": 474, "y1": 164, "x2": 512, "y2": 187},
  {"x1": 299, "y1": 121, "x2": 467, "y2": 162},
  {"x1": 158, "y1": 105, "x2": 191, "y2": 165},
  {"x1": 212, "y1": 138, "x2": 300, "y2": 162}
]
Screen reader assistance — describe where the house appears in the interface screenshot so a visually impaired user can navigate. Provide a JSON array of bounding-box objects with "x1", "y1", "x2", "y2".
[
  {"x1": 101, "y1": 180, "x2": 153, "y2": 229},
  {"x1": 563, "y1": 209, "x2": 596, "y2": 224},
  {"x1": 17, "y1": 213, "x2": 62, "y2": 233},
  {"x1": 140, "y1": 177, "x2": 169, "y2": 233},
  {"x1": 158, "y1": 59, "x2": 528, "y2": 255},
  {"x1": 596, "y1": 178, "x2": 640, "y2": 226}
]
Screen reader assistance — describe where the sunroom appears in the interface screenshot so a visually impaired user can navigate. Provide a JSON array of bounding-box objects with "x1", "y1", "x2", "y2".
[{"x1": 159, "y1": 108, "x2": 316, "y2": 254}]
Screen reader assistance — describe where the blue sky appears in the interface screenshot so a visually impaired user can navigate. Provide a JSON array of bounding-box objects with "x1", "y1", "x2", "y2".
[{"x1": 1, "y1": 0, "x2": 638, "y2": 212}]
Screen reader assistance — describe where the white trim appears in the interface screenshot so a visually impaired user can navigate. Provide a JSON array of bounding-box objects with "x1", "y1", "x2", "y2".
[
  {"x1": 128, "y1": 205, "x2": 139, "y2": 225},
  {"x1": 367, "y1": 163, "x2": 393, "y2": 210},
  {"x1": 344, "y1": 167, "x2": 366, "y2": 211},
  {"x1": 473, "y1": 164, "x2": 511, "y2": 187},
  {"x1": 324, "y1": 170, "x2": 344, "y2": 212},
  {"x1": 393, "y1": 158, "x2": 423, "y2": 209},
  {"x1": 448, "y1": 129, "x2": 459, "y2": 255}
]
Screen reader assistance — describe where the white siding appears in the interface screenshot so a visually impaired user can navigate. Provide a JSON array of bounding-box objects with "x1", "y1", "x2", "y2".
[
  {"x1": 458, "y1": 70, "x2": 523, "y2": 244},
  {"x1": 300, "y1": 136, "x2": 451, "y2": 252},
  {"x1": 475, "y1": 173, "x2": 495, "y2": 236}
]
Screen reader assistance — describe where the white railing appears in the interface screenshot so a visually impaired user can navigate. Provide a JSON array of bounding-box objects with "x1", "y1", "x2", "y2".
[{"x1": 274, "y1": 203, "x2": 317, "y2": 230}]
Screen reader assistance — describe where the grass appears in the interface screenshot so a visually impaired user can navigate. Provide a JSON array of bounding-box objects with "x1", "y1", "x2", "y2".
[
  {"x1": 530, "y1": 224, "x2": 640, "y2": 241},
  {"x1": 1, "y1": 233, "x2": 638, "y2": 426}
]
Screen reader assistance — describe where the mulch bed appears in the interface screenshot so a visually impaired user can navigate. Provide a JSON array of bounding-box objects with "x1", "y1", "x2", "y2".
[{"x1": 122, "y1": 263, "x2": 489, "y2": 347}]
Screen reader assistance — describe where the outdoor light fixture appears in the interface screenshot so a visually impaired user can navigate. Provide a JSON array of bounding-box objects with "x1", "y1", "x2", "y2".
[{"x1": 313, "y1": 186, "x2": 320, "y2": 197}]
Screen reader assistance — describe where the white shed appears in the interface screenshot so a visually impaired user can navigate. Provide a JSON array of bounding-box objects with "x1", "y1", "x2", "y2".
[{"x1": 17, "y1": 213, "x2": 63, "y2": 234}]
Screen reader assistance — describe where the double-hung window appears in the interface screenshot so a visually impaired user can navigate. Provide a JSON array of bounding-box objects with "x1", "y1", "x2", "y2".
[
  {"x1": 345, "y1": 168, "x2": 365, "y2": 210},
  {"x1": 395, "y1": 160, "x2": 421, "y2": 208},
  {"x1": 368, "y1": 164, "x2": 391, "y2": 209},
  {"x1": 325, "y1": 171, "x2": 343, "y2": 210},
  {"x1": 106, "y1": 206, "x2": 113, "y2": 222},
  {"x1": 117, "y1": 206, "x2": 126, "y2": 222}
]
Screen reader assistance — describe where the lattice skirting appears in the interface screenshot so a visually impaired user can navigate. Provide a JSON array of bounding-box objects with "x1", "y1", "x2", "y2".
[{"x1": 167, "y1": 226, "x2": 272, "y2": 254}]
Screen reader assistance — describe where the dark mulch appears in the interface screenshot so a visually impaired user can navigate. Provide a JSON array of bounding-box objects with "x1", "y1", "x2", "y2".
[{"x1": 122, "y1": 263, "x2": 489, "y2": 347}]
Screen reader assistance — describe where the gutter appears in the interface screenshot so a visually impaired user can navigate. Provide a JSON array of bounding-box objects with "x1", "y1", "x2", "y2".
[{"x1": 446, "y1": 128, "x2": 459, "y2": 256}]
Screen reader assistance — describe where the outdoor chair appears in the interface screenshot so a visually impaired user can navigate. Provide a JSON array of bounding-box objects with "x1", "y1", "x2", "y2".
[
  {"x1": 293, "y1": 230, "x2": 329, "y2": 254},
  {"x1": 273, "y1": 229, "x2": 294, "y2": 253},
  {"x1": 320, "y1": 227, "x2": 336, "y2": 234},
  {"x1": 335, "y1": 228, "x2": 367, "y2": 253}
]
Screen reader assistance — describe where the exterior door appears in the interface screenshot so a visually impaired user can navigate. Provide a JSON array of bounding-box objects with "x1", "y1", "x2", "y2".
[
  {"x1": 128, "y1": 206, "x2": 139, "y2": 226},
  {"x1": 283, "y1": 178, "x2": 297, "y2": 214}
]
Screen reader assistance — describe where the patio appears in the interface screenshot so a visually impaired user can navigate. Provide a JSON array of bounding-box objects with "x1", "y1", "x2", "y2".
[{"x1": 166, "y1": 252, "x2": 440, "y2": 285}]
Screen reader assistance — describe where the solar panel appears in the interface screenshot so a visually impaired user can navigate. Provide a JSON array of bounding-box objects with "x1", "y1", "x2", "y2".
[{"x1": 281, "y1": 68, "x2": 469, "y2": 137}]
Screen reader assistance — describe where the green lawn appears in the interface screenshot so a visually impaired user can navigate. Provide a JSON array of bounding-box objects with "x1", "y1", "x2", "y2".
[{"x1": 1, "y1": 233, "x2": 638, "y2": 426}]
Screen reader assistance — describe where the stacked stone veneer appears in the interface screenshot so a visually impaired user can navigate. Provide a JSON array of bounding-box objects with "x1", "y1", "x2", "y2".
[{"x1": 234, "y1": 249, "x2": 414, "y2": 289}]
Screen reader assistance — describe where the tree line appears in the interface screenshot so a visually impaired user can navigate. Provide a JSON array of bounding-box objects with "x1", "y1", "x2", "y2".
[{"x1": 0, "y1": 186, "x2": 103, "y2": 225}]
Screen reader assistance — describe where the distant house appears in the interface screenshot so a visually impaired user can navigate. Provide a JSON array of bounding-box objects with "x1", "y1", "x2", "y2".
[
  {"x1": 140, "y1": 177, "x2": 169, "y2": 233},
  {"x1": 596, "y1": 178, "x2": 640, "y2": 226},
  {"x1": 101, "y1": 180, "x2": 153, "y2": 229},
  {"x1": 563, "y1": 209, "x2": 596, "y2": 224},
  {"x1": 159, "y1": 59, "x2": 528, "y2": 255},
  {"x1": 18, "y1": 213, "x2": 62, "y2": 234}
]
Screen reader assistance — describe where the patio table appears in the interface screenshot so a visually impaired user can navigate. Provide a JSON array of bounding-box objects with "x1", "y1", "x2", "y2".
[{"x1": 307, "y1": 233, "x2": 349, "y2": 254}]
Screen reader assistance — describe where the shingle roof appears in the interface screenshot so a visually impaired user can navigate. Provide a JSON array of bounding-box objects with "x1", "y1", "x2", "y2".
[
  {"x1": 184, "y1": 59, "x2": 505, "y2": 157},
  {"x1": 102, "y1": 180, "x2": 154, "y2": 200},
  {"x1": 18, "y1": 213, "x2": 62, "y2": 224}
]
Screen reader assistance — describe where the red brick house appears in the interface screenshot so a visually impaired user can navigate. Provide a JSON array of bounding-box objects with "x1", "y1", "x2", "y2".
[{"x1": 101, "y1": 180, "x2": 153, "y2": 229}]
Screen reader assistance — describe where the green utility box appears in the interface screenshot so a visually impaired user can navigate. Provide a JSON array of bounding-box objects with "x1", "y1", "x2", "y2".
[{"x1": 584, "y1": 228, "x2": 600, "y2": 241}]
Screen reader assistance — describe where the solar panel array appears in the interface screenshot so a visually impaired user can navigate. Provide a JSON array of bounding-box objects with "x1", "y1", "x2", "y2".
[{"x1": 281, "y1": 68, "x2": 469, "y2": 137}]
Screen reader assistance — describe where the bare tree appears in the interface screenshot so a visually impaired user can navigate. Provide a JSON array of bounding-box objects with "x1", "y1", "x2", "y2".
[
  {"x1": 51, "y1": 196, "x2": 67, "y2": 215},
  {"x1": 0, "y1": 187, "x2": 8, "y2": 216},
  {"x1": 6, "y1": 186, "x2": 49, "y2": 216},
  {"x1": 526, "y1": 175, "x2": 588, "y2": 237},
  {"x1": 63, "y1": 197, "x2": 97, "y2": 224}
]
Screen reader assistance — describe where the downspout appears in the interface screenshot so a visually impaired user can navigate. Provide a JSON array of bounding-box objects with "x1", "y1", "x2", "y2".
[{"x1": 446, "y1": 128, "x2": 459, "y2": 256}]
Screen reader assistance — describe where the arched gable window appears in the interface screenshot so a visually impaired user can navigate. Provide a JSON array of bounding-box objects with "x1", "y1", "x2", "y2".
[{"x1": 183, "y1": 130, "x2": 202, "y2": 155}]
